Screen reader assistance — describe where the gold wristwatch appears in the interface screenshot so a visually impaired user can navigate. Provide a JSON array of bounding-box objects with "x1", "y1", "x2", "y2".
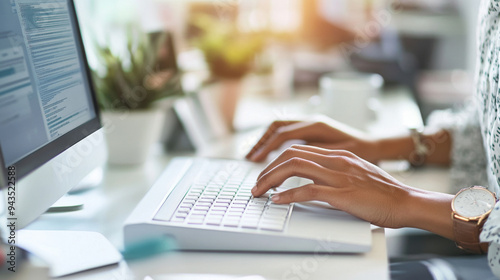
[{"x1": 451, "y1": 186, "x2": 497, "y2": 254}]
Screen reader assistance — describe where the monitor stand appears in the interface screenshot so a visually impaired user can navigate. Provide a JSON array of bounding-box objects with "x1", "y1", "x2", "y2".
[
  {"x1": 68, "y1": 167, "x2": 104, "y2": 194},
  {"x1": 46, "y1": 168, "x2": 104, "y2": 213},
  {"x1": 46, "y1": 195, "x2": 84, "y2": 213}
]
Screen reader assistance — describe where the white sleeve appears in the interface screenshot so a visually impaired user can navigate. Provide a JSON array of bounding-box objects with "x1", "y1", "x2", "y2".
[
  {"x1": 480, "y1": 201, "x2": 500, "y2": 278},
  {"x1": 427, "y1": 103, "x2": 489, "y2": 193}
]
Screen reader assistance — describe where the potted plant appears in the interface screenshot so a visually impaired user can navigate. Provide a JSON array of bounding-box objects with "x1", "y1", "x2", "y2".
[
  {"x1": 191, "y1": 14, "x2": 264, "y2": 130},
  {"x1": 93, "y1": 30, "x2": 183, "y2": 165}
]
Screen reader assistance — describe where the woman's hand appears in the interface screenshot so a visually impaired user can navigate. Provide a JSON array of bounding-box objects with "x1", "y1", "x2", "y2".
[
  {"x1": 245, "y1": 119, "x2": 381, "y2": 163},
  {"x1": 251, "y1": 144, "x2": 454, "y2": 237},
  {"x1": 246, "y1": 118, "x2": 452, "y2": 166}
]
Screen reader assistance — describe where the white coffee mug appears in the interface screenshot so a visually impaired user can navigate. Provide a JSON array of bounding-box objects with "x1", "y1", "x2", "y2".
[{"x1": 319, "y1": 72, "x2": 383, "y2": 130}]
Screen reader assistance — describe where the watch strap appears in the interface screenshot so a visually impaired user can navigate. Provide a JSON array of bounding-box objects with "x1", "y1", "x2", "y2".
[{"x1": 453, "y1": 214, "x2": 489, "y2": 254}]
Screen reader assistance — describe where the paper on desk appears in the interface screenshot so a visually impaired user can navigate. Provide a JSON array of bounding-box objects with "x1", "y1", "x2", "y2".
[
  {"x1": 17, "y1": 230, "x2": 122, "y2": 277},
  {"x1": 146, "y1": 274, "x2": 268, "y2": 280}
]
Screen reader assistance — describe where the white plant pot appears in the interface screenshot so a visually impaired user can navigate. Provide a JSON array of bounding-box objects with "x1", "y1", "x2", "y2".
[{"x1": 101, "y1": 109, "x2": 165, "y2": 165}]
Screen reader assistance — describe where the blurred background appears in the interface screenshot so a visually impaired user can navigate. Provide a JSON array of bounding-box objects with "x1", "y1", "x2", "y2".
[
  {"x1": 74, "y1": 0, "x2": 481, "y2": 259},
  {"x1": 76, "y1": 0, "x2": 478, "y2": 122}
]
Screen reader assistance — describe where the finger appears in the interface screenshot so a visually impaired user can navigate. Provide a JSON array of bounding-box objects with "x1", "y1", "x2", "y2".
[
  {"x1": 271, "y1": 183, "x2": 336, "y2": 204},
  {"x1": 248, "y1": 122, "x2": 330, "y2": 162},
  {"x1": 257, "y1": 145, "x2": 347, "y2": 180},
  {"x1": 245, "y1": 121, "x2": 298, "y2": 161},
  {"x1": 252, "y1": 157, "x2": 338, "y2": 197},
  {"x1": 293, "y1": 144, "x2": 359, "y2": 159},
  {"x1": 306, "y1": 142, "x2": 352, "y2": 151}
]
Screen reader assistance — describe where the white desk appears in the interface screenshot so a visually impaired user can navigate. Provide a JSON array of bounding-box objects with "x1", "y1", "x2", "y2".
[
  {"x1": 11, "y1": 86, "x2": 431, "y2": 280},
  {"x1": 15, "y1": 155, "x2": 389, "y2": 280}
]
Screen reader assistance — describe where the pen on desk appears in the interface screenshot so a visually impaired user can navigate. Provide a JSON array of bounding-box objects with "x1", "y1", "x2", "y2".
[{"x1": 121, "y1": 236, "x2": 177, "y2": 261}]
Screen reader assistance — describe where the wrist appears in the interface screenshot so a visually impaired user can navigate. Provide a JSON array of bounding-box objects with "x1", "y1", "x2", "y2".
[
  {"x1": 375, "y1": 136, "x2": 414, "y2": 162},
  {"x1": 423, "y1": 129, "x2": 451, "y2": 166},
  {"x1": 405, "y1": 189, "x2": 454, "y2": 239},
  {"x1": 374, "y1": 129, "x2": 451, "y2": 166}
]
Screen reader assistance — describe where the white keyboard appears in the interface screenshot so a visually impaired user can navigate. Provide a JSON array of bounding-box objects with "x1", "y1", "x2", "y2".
[{"x1": 153, "y1": 160, "x2": 293, "y2": 232}]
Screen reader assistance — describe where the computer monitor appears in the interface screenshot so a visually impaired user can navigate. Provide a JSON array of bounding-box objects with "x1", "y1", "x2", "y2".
[{"x1": 0, "y1": 0, "x2": 106, "y2": 229}]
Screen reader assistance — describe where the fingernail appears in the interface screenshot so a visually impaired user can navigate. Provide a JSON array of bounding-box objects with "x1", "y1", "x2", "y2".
[
  {"x1": 271, "y1": 194, "x2": 280, "y2": 202},
  {"x1": 252, "y1": 186, "x2": 257, "y2": 194}
]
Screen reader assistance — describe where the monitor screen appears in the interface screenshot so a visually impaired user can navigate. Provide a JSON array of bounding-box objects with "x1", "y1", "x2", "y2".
[{"x1": 0, "y1": 0, "x2": 101, "y2": 179}]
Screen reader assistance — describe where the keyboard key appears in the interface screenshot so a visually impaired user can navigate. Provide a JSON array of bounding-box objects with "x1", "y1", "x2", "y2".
[
  {"x1": 263, "y1": 214, "x2": 287, "y2": 221},
  {"x1": 260, "y1": 223, "x2": 284, "y2": 231},
  {"x1": 227, "y1": 211, "x2": 242, "y2": 217},
  {"x1": 171, "y1": 217, "x2": 185, "y2": 223},
  {"x1": 228, "y1": 208, "x2": 244, "y2": 213},
  {"x1": 237, "y1": 191, "x2": 252, "y2": 196},
  {"x1": 223, "y1": 220, "x2": 240, "y2": 227},
  {"x1": 268, "y1": 203, "x2": 290, "y2": 209},
  {"x1": 221, "y1": 190, "x2": 236, "y2": 195},
  {"x1": 261, "y1": 214, "x2": 286, "y2": 222},
  {"x1": 247, "y1": 208, "x2": 265, "y2": 213},
  {"x1": 232, "y1": 201, "x2": 248, "y2": 205},
  {"x1": 204, "y1": 191, "x2": 219, "y2": 196},
  {"x1": 266, "y1": 209, "x2": 290, "y2": 215},
  {"x1": 188, "y1": 213, "x2": 205, "y2": 219},
  {"x1": 206, "y1": 219, "x2": 222, "y2": 226},
  {"x1": 245, "y1": 209, "x2": 264, "y2": 215},
  {"x1": 198, "y1": 199, "x2": 214, "y2": 204},
  {"x1": 190, "y1": 189, "x2": 205, "y2": 195},
  {"x1": 243, "y1": 212, "x2": 261, "y2": 217},
  {"x1": 190, "y1": 210, "x2": 206, "y2": 215},
  {"x1": 241, "y1": 220, "x2": 259, "y2": 229},
  {"x1": 196, "y1": 201, "x2": 212, "y2": 205},
  {"x1": 248, "y1": 200, "x2": 266, "y2": 205},
  {"x1": 191, "y1": 185, "x2": 205, "y2": 190},
  {"x1": 229, "y1": 213, "x2": 245, "y2": 218},
  {"x1": 214, "y1": 202, "x2": 230, "y2": 207},
  {"x1": 187, "y1": 219, "x2": 204, "y2": 225},
  {"x1": 248, "y1": 205, "x2": 265, "y2": 210},
  {"x1": 207, "y1": 212, "x2": 225, "y2": 218}
]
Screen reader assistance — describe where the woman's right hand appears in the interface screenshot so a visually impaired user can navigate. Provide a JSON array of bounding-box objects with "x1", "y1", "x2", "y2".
[
  {"x1": 251, "y1": 144, "x2": 455, "y2": 239},
  {"x1": 245, "y1": 118, "x2": 382, "y2": 163}
]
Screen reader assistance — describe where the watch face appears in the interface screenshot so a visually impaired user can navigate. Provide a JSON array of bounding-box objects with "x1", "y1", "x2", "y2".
[{"x1": 453, "y1": 188, "x2": 496, "y2": 218}]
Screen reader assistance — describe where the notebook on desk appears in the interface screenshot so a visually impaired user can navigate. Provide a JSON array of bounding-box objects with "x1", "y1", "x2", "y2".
[{"x1": 124, "y1": 157, "x2": 371, "y2": 253}]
